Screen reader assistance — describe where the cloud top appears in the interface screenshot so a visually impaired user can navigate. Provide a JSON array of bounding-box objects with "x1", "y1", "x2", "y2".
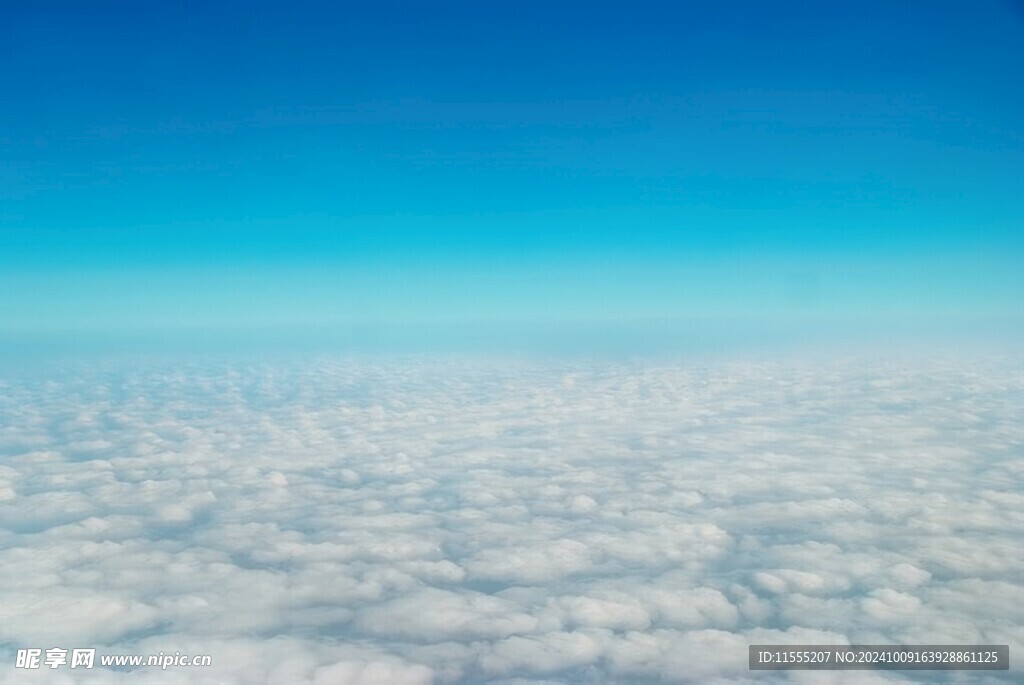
[{"x1": 1, "y1": 353, "x2": 1021, "y2": 683}]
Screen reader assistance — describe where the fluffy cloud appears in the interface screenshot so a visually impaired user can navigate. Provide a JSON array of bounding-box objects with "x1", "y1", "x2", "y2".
[{"x1": 0, "y1": 352, "x2": 1021, "y2": 683}]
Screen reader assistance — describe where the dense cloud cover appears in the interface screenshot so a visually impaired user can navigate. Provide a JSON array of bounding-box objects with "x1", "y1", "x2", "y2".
[{"x1": 0, "y1": 353, "x2": 1021, "y2": 683}]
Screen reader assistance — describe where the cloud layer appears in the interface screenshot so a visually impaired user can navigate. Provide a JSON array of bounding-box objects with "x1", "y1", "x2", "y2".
[{"x1": 1, "y1": 352, "x2": 1021, "y2": 683}]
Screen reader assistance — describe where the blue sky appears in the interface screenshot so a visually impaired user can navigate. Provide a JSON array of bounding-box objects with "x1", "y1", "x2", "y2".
[{"x1": 2, "y1": 1, "x2": 1023, "y2": 345}]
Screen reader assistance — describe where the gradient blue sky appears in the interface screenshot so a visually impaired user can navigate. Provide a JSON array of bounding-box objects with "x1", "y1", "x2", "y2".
[{"x1": 2, "y1": 1, "x2": 1023, "y2": 345}]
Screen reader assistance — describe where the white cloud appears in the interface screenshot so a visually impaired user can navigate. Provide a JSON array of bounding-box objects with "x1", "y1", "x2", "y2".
[
  {"x1": 481, "y1": 631, "x2": 602, "y2": 676},
  {"x1": 311, "y1": 660, "x2": 434, "y2": 685},
  {"x1": 0, "y1": 352, "x2": 1021, "y2": 682},
  {"x1": 356, "y1": 588, "x2": 539, "y2": 641}
]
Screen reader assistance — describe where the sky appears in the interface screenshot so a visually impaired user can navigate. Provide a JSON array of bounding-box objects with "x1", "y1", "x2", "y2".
[{"x1": 2, "y1": 0, "x2": 1023, "y2": 347}]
